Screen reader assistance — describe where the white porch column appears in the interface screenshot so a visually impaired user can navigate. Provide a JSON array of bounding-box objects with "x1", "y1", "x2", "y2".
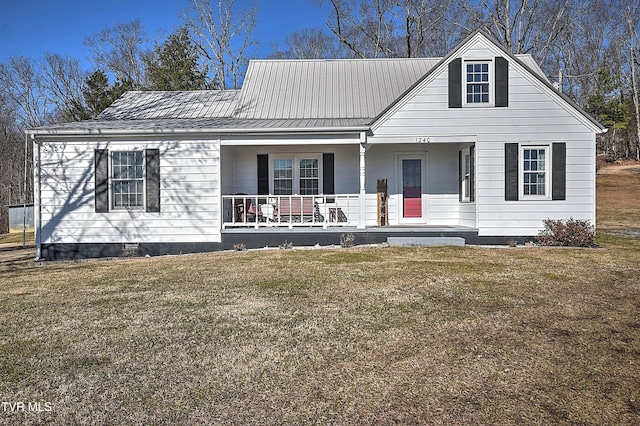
[{"x1": 358, "y1": 133, "x2": 367, "y2": 229}]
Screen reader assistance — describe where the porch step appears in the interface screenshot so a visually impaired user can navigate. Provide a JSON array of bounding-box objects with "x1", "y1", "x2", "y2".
[{"x1": 387, "y1": 237, "x2": 465, "y2": 247}]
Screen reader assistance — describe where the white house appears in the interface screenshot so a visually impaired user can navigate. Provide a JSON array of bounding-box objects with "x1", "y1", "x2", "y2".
[{"x1": 28, "y1": 31, "x2": 605, "y2": 260}]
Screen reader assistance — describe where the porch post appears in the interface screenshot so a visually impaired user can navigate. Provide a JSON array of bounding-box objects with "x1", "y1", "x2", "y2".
[{"x1": 358, "y1": 133, "x2": 367, "y2": 229}]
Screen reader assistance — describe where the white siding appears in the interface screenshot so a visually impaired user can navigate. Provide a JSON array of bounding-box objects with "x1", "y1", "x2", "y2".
[
  {"x1": 365, "y1": 144, "x2": 463, "y2": 226},
  {"x1": 38, "y1": 138, "x2": 221, "y2": 244},
  {"x1": 229, "y1": 143, "x2": 360, "y2": 195},
  {"x1": 370, "y1": 37, "x2": 597, "y2": 236}
]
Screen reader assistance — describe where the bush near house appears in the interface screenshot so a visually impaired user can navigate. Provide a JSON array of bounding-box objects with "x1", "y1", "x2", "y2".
[{"x1": 536, "y1": 218, "x2": 597, "y2": 247}]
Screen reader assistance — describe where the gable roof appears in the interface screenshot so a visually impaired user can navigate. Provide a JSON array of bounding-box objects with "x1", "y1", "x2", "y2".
[
  {"x1": 236, "y1": 58, "x2": 440, "y2": 120},
  {"x1": 371, "y1": 30, "x2": 605, "y2": 132},
  {"x1": 28, "y1": 30, "x2": 604, "y2": 136}
]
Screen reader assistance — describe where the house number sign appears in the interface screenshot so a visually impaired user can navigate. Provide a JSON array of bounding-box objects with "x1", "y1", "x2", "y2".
[{"x1": 415, "y1": 137, "x2": 430, "y2": 143}]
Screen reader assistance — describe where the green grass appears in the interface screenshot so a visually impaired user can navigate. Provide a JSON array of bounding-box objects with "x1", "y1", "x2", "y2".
[{"x1": 0, "y1": 166, "x2": 638, "y2": 424}]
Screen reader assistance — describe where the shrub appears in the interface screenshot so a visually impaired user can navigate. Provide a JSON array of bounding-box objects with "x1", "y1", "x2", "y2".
[
  {"x1": 535, "y1": 218, "x2": 597, "y2": 247},
  {"x1": 279, "y1": 241, "x2": 293, "y2": 250},
  {"x1": 340, "y1": 233, "x2": 356, "y2": 248},
  {"x1": 233, "y1": 243, "x2": 246, "y2": 252}
]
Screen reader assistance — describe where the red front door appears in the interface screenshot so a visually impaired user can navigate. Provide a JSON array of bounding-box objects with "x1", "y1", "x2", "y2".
[{"x1": 402, "y1": 159, "x2": 422, "y2": 218}]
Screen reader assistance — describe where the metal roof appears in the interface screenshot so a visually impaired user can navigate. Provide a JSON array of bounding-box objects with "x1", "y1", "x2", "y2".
[
  {"x1": 236, "y1": 58, "x2": 440, "y2": 120},
  {"x1": 97, "y1": 90, "x2": 240, "y2": 120},
  {"x1": 30, "y1": 30, "x2": 598, "y2": 136}
]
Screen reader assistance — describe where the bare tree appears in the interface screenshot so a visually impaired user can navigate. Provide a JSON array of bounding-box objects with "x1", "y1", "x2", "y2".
[
  {"x1": 270, "y1": 28, "x2": 346, "y2": 59},
  {"x1": 0, "y1": 56, "x2": 51, "y2": 128},
  {"x1": 621, "y1": 0, "x2": 640, "y2": 160},
  {"x1": 84, "y1": 19, "x2": 149, "y2": 89},
  {"x1": 41, "y1": 53, "x2": 88, "y2": 122},
  {"x1": 458, "y1": 0, "x2": 575, "y2": 60},
  {"x1": 182, "y1": 0, "x2": 259, "y2": 89}
]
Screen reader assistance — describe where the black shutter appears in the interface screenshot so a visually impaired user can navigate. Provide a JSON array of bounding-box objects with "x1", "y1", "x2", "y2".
[
  {"x1": 552, "y1": 143, "x2": 566, "y2": 200},
  {"x1": 257, "y1": 154, "x2": 269, "y2": 195},
  {"x1": 470, "y1": 145, "x2": 475, "y2": 202},
  {"x1": 322, "y1": 153, "x2": 335, "y2": 194},
  {"x1": 505, "y1": 143, "x2": 519, "y2": 201},
  {"x1": 458, "y1": 150, "x2": 463, "y2": 202},
  {"x1": 146, "y1": 149, "x2": 160, "y2": 212},
  {"x1": 95, "y1": 149, "x2": 109, "y2": 213},
  {"x1": 495, "y1": 57, "x2": 509, "y2": 107},
  {"x1": 448, "y1": 58, "x2": 462, "y2": 108}
]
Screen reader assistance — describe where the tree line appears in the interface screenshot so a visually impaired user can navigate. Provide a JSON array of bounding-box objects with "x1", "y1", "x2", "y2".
[{"x1": 1, "y1": 0, "x2": 639, "y2": 232}]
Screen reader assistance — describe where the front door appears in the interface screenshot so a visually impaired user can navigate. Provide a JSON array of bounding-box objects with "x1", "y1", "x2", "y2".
[{"x1": 398, "y1": 155, "x2": 425, "y2": 222}]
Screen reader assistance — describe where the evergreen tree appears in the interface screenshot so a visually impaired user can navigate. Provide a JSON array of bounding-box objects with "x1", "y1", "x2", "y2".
[{"x1": 145, "y1": 27, "x2": 210, "y2": 91}]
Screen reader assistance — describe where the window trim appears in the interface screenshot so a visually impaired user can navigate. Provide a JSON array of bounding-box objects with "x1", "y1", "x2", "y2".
[
  {"x1": 519, "y1": 145, "x2": 551, "y2": 200},
  {"x1": 269, "y1": 154, "x2": 323, "y2": 195},
  {"x1": 463, "y1": 60, "x2": 493, "y2": 107},
  {"x1": 110, "y1": 150, "x2": 146, "y2": 211}
]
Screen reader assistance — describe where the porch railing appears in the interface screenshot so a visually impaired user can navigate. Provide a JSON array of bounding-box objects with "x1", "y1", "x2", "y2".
[{"x1": 222, "y1": 194, "x2": 360, "y2": 229}]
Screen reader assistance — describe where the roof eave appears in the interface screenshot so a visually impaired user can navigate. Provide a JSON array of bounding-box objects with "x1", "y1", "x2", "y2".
[{"x1": 27, "y1": 125, "x2": 371, "y2": 138}]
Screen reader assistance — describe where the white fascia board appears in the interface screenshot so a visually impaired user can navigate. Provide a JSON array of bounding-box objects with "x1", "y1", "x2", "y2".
[{"x1": 26, "y1": 125, "x2": 371, "y2": 138}]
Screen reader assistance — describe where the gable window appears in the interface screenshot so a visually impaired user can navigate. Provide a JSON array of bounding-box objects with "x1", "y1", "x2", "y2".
[
  {"x1": 271, "y1": 155, "x2": 321, "y2": 195},
  {"x1": 449, "y1": 57, "x2": 508, "y2": 108},
  {"x1": 522, "y1": 147, "x2": 548, "y2": 197},
  {"x1": 466, "y1": 62, "x2": 490, "y2": 104}
]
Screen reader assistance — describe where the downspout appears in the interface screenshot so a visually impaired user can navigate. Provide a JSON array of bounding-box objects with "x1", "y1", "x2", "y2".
[
  {"x1": 358, "y1": 132, "x2": 367, "y2": 230},
  {"x1": 32, "y1": 135, "x2": 41, "y2": 261}
]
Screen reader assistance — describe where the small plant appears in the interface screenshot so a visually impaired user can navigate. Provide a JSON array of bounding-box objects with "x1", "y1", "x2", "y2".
[
  {"x1": 340, "y1": 233, "x2": 356, "y2": 248},
  {"x1": 233, "y1": 243, "x2": 246, "y2": 252},
  {"x1": 279, "y1": 240, "x2": 293, "y2": 250},
  {"x1": 507, "y1": 239, "x2": 518, "y2": 247},
  {"x1": 536, "y1": 218, "x2": 597, "y2": 247}
]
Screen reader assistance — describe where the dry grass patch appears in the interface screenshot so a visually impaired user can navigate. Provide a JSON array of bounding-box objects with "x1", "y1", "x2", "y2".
[
  {"x1": 597, "y1": 164, "x2": 640, "y2": 235},
  {"x1": 0, "y1": 166, "x2": 638, "y2": 424}
]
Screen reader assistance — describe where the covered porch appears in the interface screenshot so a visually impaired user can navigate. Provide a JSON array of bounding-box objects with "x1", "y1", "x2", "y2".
[{"x1": 220, "y1": 139, "x2": 476, "y2": 231}]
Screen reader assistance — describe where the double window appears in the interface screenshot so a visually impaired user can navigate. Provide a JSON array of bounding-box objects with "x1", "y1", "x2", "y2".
[{"x1": 272, "y1": 155, "x2": 320, "y2": 195}]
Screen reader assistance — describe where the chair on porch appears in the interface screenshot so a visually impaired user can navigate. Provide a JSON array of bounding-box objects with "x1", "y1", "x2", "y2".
[{"x1": 235, "y1": 196, "x2": 263, "y2": 223}]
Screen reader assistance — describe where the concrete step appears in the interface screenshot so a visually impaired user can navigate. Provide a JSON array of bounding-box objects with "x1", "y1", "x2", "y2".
[{"x1": 387, "y1": 236, "x2": 465, "y2": 247}]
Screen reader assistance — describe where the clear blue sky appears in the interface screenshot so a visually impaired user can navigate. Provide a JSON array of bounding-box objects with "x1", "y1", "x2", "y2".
[{"x1": 0, "y1": 0, "x2": 328, "y2": 68}]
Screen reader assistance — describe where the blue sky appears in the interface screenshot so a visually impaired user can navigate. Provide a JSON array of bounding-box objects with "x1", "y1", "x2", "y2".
[{"x1": 0, "y1": 0, "x2": 328, "y2": 68}]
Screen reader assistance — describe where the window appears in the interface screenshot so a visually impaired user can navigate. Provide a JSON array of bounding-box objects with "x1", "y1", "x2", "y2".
[
  {"x1": 461, "y1": 148, "x2": 471, "y2": 202},
  {"x1": 271, "y1": 155, "x2": 321, "y2": 195},
  {"x1": 459, "y1": 146, "x2": 475, "y2": 202},
  {"x1": 273, "y1": 159, "x2": 293, "y2": 195},
  {"x1": 521, "y1": 146, "x2": 549, "y2": 198},
  {"x1": 112, "y1": 151, "x2": 144, "y2": 209},
  {"x1": 299, "y1": 158, "x2": 319, "y2": 195},
  {"x1": 505, "y1": 143, "x2": 564, "y2": 201},
  {"x1": 466, "y1": 62, "x2": 490, "y2": 104}
]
